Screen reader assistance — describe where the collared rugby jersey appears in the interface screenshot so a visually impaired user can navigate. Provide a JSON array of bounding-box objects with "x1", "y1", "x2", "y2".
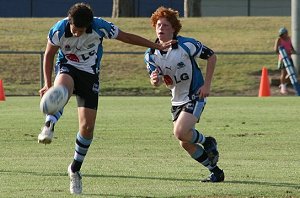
[
  {"x1": 145, "y1": 36, "x2": 213, "y2": 106},
  {"x1": 48, "y1": 17, "x2": 119, "y2": 74}
]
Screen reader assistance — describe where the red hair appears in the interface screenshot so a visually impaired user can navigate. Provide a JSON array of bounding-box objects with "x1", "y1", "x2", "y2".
[{"x1": 150, "y1": 6, "x2": 182, "y2": 35}]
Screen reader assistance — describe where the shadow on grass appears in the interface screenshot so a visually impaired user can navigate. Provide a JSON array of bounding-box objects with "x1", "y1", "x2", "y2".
[
  {"x1": 1, "y1": 169, "x2": 299, "y2": 190},
  {"x1": 224, "y1": 180, "x2": 300, "y2": 189},
  {"x1": 81, "y1": 194, "x2": 155, "y2": 197}
]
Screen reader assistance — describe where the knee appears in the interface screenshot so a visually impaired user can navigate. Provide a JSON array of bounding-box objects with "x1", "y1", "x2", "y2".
[
  {"x1": 179, "y1": 141, "x2": 188, "y2": 149},
  {"x1": 179, "y1": 141, "x2": 195, "y2": 153},
  {"x1": 173, "y1": 128, "x2": 182, "y2": 141},
  {"x1": 173, "y1": 127, "x2": 189, "y2": 142},
  {"x1": 80, "y1": 122, "x2": 95, "y2": 137}
]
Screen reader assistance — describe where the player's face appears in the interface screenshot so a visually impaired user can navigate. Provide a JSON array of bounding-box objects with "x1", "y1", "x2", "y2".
[
  {"x1": 281, "y1": 32, "x2": 288, "y2": 39},
  {"x1": 70, "y1": 24, "x2": 86, "y2": 37},
  {"x1": 156, "y1": 17, "x2": 175, "y2": 42}
]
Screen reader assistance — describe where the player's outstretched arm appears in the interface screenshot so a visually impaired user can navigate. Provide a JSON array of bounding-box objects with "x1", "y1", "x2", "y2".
[{"x1": 116, "y1": 30, "x2": 174, "y2": 51}]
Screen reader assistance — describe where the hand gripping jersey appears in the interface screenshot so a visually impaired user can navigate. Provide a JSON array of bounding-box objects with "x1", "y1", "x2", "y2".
[
  {"x1": 48, "y1": 17, "x2": 119, "y2": 74},
  {"x1": 145, "y1": 36, "x2": 214, "y2": 106}
]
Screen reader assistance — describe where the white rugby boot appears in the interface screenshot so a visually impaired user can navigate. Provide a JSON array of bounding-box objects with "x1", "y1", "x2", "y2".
[
  {"x1": 68, "y1": 164, "x2": 82, "y2": 194},
  {"x1": 38, "y1": 121, "x2": 54, "y2": 144}
]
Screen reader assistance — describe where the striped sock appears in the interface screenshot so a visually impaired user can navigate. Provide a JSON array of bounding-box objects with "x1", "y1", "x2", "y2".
[
  {"x1": 191, "y1": 145, "x2": 216, "y2": 171},
  {"x1": 45, "y1": 109, "x2": 64, "y2": 124},
  {"x1": 191, "y1": 129, "x2": 206, "y2": 144},
  {"x1": 71, "y1": 132, "x2": 93, "y2": 172}
]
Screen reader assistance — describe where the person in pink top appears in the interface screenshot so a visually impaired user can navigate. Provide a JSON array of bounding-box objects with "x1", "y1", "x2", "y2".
[{"x1": 274, "y1": 27, "x2": 296, "y2": 94}]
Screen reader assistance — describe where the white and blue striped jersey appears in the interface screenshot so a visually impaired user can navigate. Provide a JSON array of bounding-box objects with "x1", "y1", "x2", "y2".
[
  {"x1": 48, "y1": 17, "x2": 119, "y2": 74},
  {"x1": 145, "y1": 36, "x2": 212, "y2": 106}
]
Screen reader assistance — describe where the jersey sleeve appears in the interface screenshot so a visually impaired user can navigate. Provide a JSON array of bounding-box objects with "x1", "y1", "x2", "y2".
[
  {"x1": 183, "y1": 38, "x2": 214, "y2": 60},
  {"x1": 48, "y1": 31, "x2": 60, "y2": 46},
  {"x1": 48, "y1": 20, "x2": 67, "y2": 46},
  {"x1": 199, "y1": 45, "x2": 214, "y2": 59},
  {"x1": 93, "y1": 17, "x2": 119, "y2": 39},
  {"x1": 144, "y1": 49, "x2": 158, "y2": 75}
]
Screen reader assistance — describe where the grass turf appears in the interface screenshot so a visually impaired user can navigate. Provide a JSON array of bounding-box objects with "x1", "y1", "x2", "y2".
[{"x1": 0, "y1": 96, "x2": 299, "y2": 197}]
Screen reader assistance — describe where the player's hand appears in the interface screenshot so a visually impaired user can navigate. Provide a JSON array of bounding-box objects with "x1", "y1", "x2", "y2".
[
  {"x1": 150, "y1": 69, "x2": 160, "y2": 86},
  {"x1": 198, "y1": 84, "x2": 211, "y2": 98},
  {"x1": 39, "y1": 85, "x2": 50, "y2": 97},
  {"x1": 157, "y1": 40, "x2": 177, "y2": 51}
]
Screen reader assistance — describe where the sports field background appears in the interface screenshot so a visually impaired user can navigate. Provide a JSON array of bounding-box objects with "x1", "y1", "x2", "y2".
[
  {"x1": 0, "y1": 96, "x2": 299, "y2": 197},
  {"x1": 0, "y1": 17, "x2": 295, "y2": 96}
]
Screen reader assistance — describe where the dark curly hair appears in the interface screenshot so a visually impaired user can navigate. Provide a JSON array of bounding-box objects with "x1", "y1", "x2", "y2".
[
  {"x1": 68, "y1": 3, "x2": 93, "y2": 28},
  {"x1": 150, "y1": 6, "x2": 182, "y2": 36}
]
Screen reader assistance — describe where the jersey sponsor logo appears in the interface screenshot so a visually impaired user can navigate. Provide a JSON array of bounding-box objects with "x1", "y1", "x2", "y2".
[
  {"x1": 66, "y1": 49, "x2": 96, "y2": 62},
  {"x1": 87, "y1": 43, "x2": 95, "y2": 49},
  {"x1": 81, "y1": 49, "x2": 96, "y2": 61},
  {"x1": 163, "y1": 73, "x2": 190, "y2": 86},
  {"x1": 163, "y1": 75, "x2": 173, "y2": 85},
  {"x1": 165, "y1": 66, "x2": 172, "y2": 70},
  {"x1": 66, "y1": 54, "x2": 79, "y2": 62},
  {"x1": 65, "y1": 45, "x2": 71, "y2": 52},
  {"x1": 177, "y1": 62, "x2": 186, "y2": 69},
  {"x1": 174, "y1": 73, "x2": 189, "y2": 84}
]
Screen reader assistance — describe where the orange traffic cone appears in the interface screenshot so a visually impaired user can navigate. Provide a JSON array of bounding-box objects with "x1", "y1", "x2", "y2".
[
  {"x1": 0, "y1": 79, "x2": 6, "y2": 101},
  {"x1": 258, "y1": 67, "x2": 271, "y2": 97}
]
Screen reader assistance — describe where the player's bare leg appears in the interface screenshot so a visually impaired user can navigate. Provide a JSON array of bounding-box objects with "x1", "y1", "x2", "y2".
[
  {"x1": 38, "y1": 74, "x2": 73, "y2": 144},
  {"x1": 279, "y1": 69, "x2": 288, "y2": 94},
  {"x1": 68, "y1": 107, "x2": 96, "y2": 194},
  {"x1": 174, "y1": 111, "x2": 224, "y2": 182}
]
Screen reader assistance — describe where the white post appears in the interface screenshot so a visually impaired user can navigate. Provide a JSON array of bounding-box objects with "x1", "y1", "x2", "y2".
[{"x1": 291, "y1": 0, "x2": 300, "y2": 74}]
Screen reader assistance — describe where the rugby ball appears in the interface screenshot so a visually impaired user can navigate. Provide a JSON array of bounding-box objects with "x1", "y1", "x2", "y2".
[{"x1": 40, "y1": 85, "x2": 68, "y2": 115}]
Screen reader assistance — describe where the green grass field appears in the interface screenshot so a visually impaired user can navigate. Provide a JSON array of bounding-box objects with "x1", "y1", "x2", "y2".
[
  {"x1": 0, "y1": 96, "x2": 299, "y2": 197},
  {"x1": 0, "y1": 17, "x2": 293, "y2": 96}
]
